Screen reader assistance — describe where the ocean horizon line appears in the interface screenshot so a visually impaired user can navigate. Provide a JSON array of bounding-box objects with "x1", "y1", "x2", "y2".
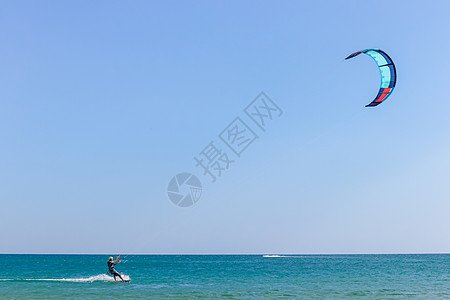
[{"x1": 1, "y1": 252, "x2": 449, "y2": 255}]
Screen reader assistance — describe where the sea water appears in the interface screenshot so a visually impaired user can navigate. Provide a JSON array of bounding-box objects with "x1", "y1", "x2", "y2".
[{"x1": 1, "y1": 254, "x2": 450, "y2": 299}]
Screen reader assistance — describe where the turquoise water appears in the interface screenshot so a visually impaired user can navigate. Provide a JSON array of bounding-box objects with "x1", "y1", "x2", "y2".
[{"x1": 1, "y1": 254, "x2": 450, "y2": 299}]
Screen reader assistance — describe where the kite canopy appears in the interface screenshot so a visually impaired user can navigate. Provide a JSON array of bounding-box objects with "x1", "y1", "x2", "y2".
[{"x1": 346, "y1": 49, "x2": 396, "y2": 107}]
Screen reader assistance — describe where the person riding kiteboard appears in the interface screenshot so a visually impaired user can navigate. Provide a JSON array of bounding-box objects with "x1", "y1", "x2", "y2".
[{"x1": 107, "y1": 255, "x2": 125, "y2": 282}]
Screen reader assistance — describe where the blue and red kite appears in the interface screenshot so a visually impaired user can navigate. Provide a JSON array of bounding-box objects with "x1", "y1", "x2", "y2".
[{"x1": 346, "y1": 49, "x2": 397, "y2": 107}]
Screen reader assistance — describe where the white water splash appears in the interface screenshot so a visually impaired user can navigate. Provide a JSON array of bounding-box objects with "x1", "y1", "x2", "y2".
[{"x1": 23, "y1": 274, "x2": 130, "y2": 282}]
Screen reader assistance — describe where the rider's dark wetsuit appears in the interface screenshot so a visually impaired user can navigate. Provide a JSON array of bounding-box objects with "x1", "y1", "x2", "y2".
[{"x1": 107, "y1": 260, "x2": 121, "y2": 277}]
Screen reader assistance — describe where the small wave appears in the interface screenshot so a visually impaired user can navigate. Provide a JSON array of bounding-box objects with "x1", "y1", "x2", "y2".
[{"x1": 24, "y1": 274, "x2": 130, "y2": 283}]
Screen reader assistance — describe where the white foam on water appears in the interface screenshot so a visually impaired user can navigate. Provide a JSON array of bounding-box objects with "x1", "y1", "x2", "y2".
[{"x1": 24, "y1": 274, "x2": 131, "y2": 283}]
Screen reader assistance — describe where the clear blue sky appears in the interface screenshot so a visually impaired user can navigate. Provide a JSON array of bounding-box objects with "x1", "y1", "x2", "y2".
[{"x1": 1, "y1": 0, "x2": 449, "y2": 254}]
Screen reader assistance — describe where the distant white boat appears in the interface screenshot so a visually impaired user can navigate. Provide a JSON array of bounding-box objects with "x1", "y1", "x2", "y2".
[{"x1": 262, "y1": 255, "x2": 282, "y2": 258}]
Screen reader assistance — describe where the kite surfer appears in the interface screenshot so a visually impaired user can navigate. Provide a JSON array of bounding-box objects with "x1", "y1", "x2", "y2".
[{"x1": 108, "y1": 255, "x2": 125, "y2": 282}]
